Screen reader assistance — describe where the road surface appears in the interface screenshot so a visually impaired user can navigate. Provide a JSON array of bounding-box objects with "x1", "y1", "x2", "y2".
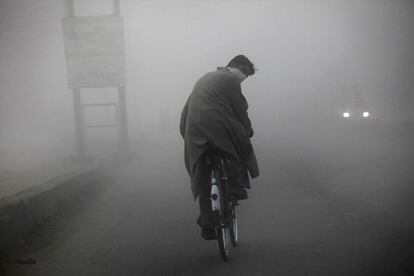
[{"x1": 3, "y1": 128, "x2": 413, "y2": 275}]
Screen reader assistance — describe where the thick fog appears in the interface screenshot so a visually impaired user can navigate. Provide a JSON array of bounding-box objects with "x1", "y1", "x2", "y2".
[
  {"x1": 2, "y1": 2, "x2": 414, "y2": 273},
  {"x1": 1, "y1": 0, "x2": 413, "y2": 196}
]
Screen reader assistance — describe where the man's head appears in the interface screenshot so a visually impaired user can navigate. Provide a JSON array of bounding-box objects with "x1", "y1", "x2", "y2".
[{"x1": 226, "y1": 55, "x2": 255, "y2": 79}]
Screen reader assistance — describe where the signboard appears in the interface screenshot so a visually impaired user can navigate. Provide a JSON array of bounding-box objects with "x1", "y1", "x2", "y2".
[{"x1": 62, "y1": 15, "x2": 125, "y2": 88}]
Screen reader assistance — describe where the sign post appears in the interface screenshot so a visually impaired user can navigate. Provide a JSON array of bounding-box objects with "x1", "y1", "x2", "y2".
[
  {"x1": 73, "y1": 88, "x2": 85, "y2": 157},
  {"x1": 63, "y1": 0, "x2": 128, "y2": 159},
  {"x1": 113, "y1": 0, "x2": 129, "y2": 154},
  {"x1": 118, "y1": 86, "x2": 129, "y2": 153}
]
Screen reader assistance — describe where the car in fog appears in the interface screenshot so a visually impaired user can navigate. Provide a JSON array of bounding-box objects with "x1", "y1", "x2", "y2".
[
  {"x1": 333, "y1": 89, "x2": 383, "y2": 135},
  {"x1": 339, "y1": 91, "x2": 372, "y2": 121}
]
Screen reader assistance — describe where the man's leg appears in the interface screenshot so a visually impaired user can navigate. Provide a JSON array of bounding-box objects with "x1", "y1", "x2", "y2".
[
  {"x1": 195, "y1": 159, "x2": 216, "y2": 239},
  {"x1": 197, "y1": 181, "x2": 212, "y2": 227},
  {"x1": 229, "y1": 170, "x2": 249, "y2": 200}
]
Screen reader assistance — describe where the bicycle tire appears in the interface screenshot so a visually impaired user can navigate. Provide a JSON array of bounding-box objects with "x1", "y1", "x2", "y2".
[
  {"x1": 218, "y1": 225, "x2": 230, "y2": 261},
  {"x1": 229, "y1": 208, "x2": 238, "y2": 247}
]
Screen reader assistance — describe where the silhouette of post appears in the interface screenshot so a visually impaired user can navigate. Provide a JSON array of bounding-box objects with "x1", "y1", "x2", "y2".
[{"x1": 63, "y1": 0, "x2": 128, "y2": 158}]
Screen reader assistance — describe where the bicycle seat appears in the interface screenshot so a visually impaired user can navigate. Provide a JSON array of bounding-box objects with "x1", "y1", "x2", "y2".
[
  {"x1": 207, "y1": 151, "x2": 230, "y2": 168},
  {"x1": 205, "y1": 142, "x2": 230, "y2": 164}
]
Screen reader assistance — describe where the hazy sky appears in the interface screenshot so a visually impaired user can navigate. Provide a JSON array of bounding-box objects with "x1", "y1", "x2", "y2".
[{"x1": 0, "y1": 0, "x2": 413, "y2": 168}]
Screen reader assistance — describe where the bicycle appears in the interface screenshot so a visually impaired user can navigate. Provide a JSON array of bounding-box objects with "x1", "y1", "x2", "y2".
[{"x1": 206, "y1": 148, "x2": 239, "y2": 261}]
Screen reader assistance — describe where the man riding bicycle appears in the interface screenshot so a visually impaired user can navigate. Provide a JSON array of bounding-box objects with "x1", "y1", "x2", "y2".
[{"x1": 180, "y1": 55, "x2": 259, "y2": 239}]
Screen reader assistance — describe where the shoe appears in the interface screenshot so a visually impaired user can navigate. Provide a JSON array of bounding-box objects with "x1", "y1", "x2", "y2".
[{"x1": 201, "y1": 225, "x2": 217, "y2": 240}]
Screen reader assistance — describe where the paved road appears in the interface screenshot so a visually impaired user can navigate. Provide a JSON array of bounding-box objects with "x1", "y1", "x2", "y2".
[{"x1": 3, "y1": 130, "x2": 414, "y2": 275}]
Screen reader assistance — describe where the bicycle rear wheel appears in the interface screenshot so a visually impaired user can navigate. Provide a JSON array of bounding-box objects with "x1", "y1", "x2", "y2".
[
  {"x1": 229, "y1": 208, "x2": 238, "y2": 246},
  {"x1": 218, "y1": 225, "x2": 230, "y2": 261}
]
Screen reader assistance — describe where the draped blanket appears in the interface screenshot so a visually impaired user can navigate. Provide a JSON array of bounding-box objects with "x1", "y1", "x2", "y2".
[{"x1": 180, "y1": 68, "x2": 259, "y2": 199}]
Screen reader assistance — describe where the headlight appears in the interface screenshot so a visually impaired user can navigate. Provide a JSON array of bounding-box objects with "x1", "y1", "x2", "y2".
[
  {"x1": 342, "y1": 112, "x2": 350, "y2": 118},
  {"x1": 362, "y1": 112, "x2": 370, "y2": 118}
]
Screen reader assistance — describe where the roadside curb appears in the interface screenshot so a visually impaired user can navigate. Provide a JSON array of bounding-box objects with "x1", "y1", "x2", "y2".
[{"x1": 0, "y1": 164, "x2": 103, "y2": 255}]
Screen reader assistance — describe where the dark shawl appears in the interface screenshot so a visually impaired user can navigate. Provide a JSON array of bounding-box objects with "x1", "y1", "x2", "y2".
[{"x1": 180, "y1": 68, "x2": 259, "y2": 199}]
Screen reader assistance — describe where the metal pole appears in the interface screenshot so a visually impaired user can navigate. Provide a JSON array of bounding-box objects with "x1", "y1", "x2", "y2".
[
  {"x1": 65, "y1": 0, "x2": 75, "y2": 17},
  {"x1": 113, "y1": 0, "x2": 120, "y2": 16},
  {"x1": 73, "y1": 89, "x2": 85, "y2": 157},
  {"x1": 114, "y1": 0, "x2": 127, "y2": 154},
  {"x1": 65, "y1": 0, "x2": 85, "y2": 159},
  {"x1": 118, "y1": 86, "x2": 129, "y2": 153}
]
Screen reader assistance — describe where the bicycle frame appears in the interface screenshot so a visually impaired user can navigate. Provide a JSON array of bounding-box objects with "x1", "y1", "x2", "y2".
[
  {"x1": 207, "y1": 149, "x2": 231, "y2": 219},
  {"x1": 206, "y1": 148, "x2": 238, "y2": 261}
]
